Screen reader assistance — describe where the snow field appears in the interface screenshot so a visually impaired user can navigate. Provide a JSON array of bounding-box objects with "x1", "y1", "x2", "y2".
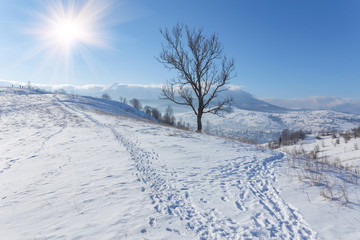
[
  {"x1": 0, "y1": 94, "x2": 163, "y2": 239},
  {"x1": 281, "y1": 134, "x2": 360, "y2": 170},
  {"x1": 176, "y1": 108, "x2": 360, "y2": 143},
  {"x1": 73, "y1": 99, "x2": 318, "y2": 239},
  {"x1": 0, "y1": 90, "x2": 359, "y2": 239},
  {"x1": 276, "y1": 134, "x2": 360, "y2": 230}
]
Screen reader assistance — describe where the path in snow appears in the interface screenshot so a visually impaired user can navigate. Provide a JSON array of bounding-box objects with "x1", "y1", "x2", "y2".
[
  {"x1": 57, "y1": 95, "x2": 319, "y2": 239},
  {"x1": 116, "y1": 126, "x2": 318, "y2": 239},
  {"x1": 0, "y1": 93, "x2": 181, "y2": 239},
  {"x1": 0, "y1": 92, "x2": 320, "y2": 239}
]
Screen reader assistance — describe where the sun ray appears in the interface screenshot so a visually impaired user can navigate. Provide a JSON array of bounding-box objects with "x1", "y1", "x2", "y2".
[{"x1": 24, "y1": 0, "x2": 114, "y2": 82}]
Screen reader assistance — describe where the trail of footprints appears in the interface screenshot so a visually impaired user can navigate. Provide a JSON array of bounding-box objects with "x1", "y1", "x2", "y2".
[
  {"x1": 56, "y1": 96, "x2": 318, "y2": 239},
  {"x1": 229, "y1": 155, "x2": 318, "y2": 239}
]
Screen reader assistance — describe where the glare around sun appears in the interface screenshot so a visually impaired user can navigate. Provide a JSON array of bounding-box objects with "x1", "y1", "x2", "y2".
[
  {"x1": 28, "y1": 0, "x2": 111, "y2": 62},
  {"x1": 53, "y1": 20, "x2": 82, "y2": 46}
]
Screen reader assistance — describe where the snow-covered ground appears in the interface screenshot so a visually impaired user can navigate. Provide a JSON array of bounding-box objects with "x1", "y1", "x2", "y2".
[
  {"x1": 1, "y1": 88, "x2": 360, "y2": 239},
  {"x1": 176, "y1": 108, "x2": 360, "y2": 143},
  {"x1": 280, "y1": 134, "x2": 360, "y2": 170}
]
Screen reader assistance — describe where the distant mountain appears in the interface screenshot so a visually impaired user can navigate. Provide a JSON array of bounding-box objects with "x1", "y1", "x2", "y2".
[
  {"x1": 0, "y1": 80, "x2": 287, "y2": 113},
  {"x1": 262, "y1": 96, "x2": 360, "y2": 115},
  {"x1": 5, "y1": 79, "x2": 360, "y2": 115},
  {"x1": 223, "y1": 87, "x2": 287, "y2": 113},
  {"x1": 101, "y1": 84, "x2": 288, "y2": 113}
]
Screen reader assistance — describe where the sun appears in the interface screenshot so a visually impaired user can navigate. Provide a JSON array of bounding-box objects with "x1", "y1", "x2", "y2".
[
  {"x1": 53, "y1": 20, "x2": 82, "y2": 47},
  {"x1": 27, "y1": 0, "x2": 113, "y2": 62}
]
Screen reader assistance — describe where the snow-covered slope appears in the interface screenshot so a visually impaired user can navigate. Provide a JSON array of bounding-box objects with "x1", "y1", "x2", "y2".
[
  {"x1": 1, "y1": 88, "x2": 359, "y2": 239},
  {"x1": 177, "y1": 108, "x2": 360, "y2": 143},
  {"x1": 280, "y1": 133, "x2": 360, "y2": 169},
  {"x1": 3, "y1": 80, "x2": 360, "y2": 144}
]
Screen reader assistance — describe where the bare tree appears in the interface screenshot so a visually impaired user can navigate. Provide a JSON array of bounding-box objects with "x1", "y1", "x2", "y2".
[
  {"x1": 130, "y1": 98, "x2": 142, "y2": 111},
  {"x1": 151, "y1": 108, "x2": 162, "y2": 121},
  {"x1": 119, "y1": 96, "x2": 127, "y2": 104},
  {"x1": 143, "y1": 106, "x2": 152, "y2": 115},
  {"x1": 102, "y1": 93, "x2": 111, "y2": 100},
  {"x1": 163, "y1": 105, "x2": 175, "y2": 125},
  {"x1": 158, "y1": 23, "x2": 235, "y2": 132}
]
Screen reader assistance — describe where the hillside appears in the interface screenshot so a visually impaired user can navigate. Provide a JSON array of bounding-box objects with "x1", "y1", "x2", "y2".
[
  {"x1": 176, "y1": 108, "x2": 360, "y2": 143},
  {"x1": 0, "y1": 80, "x2": 287, "y2": 113},
  {"x1": 279, "y1": 132, "x2": 360, "y2": 170},
  {"x1": 2, "y1": 80, "x2": 360, "y2": 144},
  {"x1": 1, "y1": 88, "x2": 360, "y2": 239}
]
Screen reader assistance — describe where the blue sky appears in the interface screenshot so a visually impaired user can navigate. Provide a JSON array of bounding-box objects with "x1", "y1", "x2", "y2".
[{"x1": 0, "y1": 0, "x2": 359, "y2": 99}]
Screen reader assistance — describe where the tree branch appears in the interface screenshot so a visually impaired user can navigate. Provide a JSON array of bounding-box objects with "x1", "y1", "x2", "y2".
[{"x1": 158, "y1": 23, "x2": 235, "y2": 131}]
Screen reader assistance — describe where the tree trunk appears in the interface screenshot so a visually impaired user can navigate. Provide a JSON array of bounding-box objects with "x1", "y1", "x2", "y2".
[
  {"x1": 197, "y1": 98, "x2": 204, "y2": 132},
  {"x1": 197, "y1": 112, "x2": 203, "y2": 132}
]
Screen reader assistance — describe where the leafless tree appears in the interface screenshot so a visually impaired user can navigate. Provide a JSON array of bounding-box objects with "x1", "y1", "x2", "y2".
[
  {"x1": 143, "y1": 106, "x2": 152, "y2": 115},
  {"x1": 151, "y1": 108, "x2": 162, "y2": 121},
  {"x1": 130, "y1": 98, "x2": 142, "y2": 111},
  {"x1": 102, "y1": 93, "x2": 111, "y2": 100},
  {"x1": 143, "y1": 106, "x2": 162, "y2": 122},
  {"x1": 158, "y1": 23, "x2": 235, "y2": 132},
  {"x1": 163, "y1": 105, "x2": 175, "y2": 125},
  {"x1": 119, "y1": 96, "x2": 127, "y2": 104}
]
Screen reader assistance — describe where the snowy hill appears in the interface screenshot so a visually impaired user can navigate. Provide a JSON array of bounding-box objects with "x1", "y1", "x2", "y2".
[
  {"x1": 1, "y1": 88, "x2": 360, "y2": 239},
  {"x1": 1, "y1": 80, "x2": 360, "y2": 144},
  {"x1": 0, "y1": 80, "x2": 286, "y2": 113},
  {"x1": 278, "y1": 131, "x2": 360, "y2": 170},
  {"x1": 177, "y1": 108, "x2": 360, "y2": 143},
  {"x1": 218, "y1": 87, "x2": 287, "y2": 113}
]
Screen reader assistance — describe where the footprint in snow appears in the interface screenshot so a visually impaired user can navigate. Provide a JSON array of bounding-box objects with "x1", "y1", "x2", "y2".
[
  {"x1": 235, "y1": 200, "x2": 244, "y2": 211},
  {"x1": 149, "y1": 217, "x2": 156, "y2": 226},
  {"x1": 185, "y1": 192, "x2": 190, "y2": 199},
  {"x1": 165, "y1": 227, "x2": 180, "y2": 234}
]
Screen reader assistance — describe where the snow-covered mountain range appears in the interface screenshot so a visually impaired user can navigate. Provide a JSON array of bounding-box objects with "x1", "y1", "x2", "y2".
[{"x1": 262, "y1": 96, "x2": 360, "y2": 114}]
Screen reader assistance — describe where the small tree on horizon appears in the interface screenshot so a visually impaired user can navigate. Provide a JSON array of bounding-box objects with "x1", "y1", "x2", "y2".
[
  {"x1": 158, "y1": 23, "x2": 235, "y2": 132},
  {"x1": 163, "y1": 105, "x2": 175, "y2": 125},
  {"x1": 143, "y1": 106, "x2": 152, "y2": 116},
  {"x1": 130, "y1": 98, "x2": 142, "y2": 111},
  {"x1": 119, "y1": 96, "x2": 127, "y2": 104},
  {"x1": 151, "y1": 108, "x2": 162, "y2": 121},
  {"x1": 102, "y1": 93, "x2": 111, "y2": 100}
]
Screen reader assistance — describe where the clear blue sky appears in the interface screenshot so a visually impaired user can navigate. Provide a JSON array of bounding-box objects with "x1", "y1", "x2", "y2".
[{"x1": 0, "y1": 0, "x2": 359, "y2": 98}]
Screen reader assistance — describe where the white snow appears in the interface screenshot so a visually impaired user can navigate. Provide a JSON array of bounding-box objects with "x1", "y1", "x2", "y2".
[
  {"x1": 1, "y1": 88, "x2": 359, "y2": 239},
  {"x1": 280, "y1": 134, "x2": 360, "y2": 171},
  {"x1": 176, "y1": 108, "x2": 360, "y2": 143}
]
